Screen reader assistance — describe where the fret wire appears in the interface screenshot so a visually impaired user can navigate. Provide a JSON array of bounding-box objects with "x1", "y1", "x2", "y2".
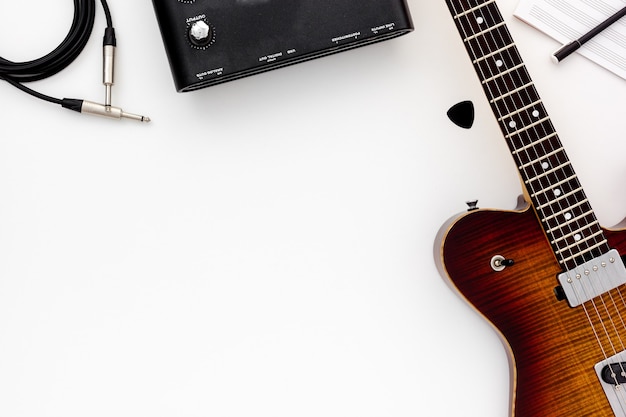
[
  {"x1": 466, "y1": 30, "x2": 516, "y2": 65},
  {"x1": 513, "y1": 131, "x2": 557, "y2": 154},
  {"x1": 469, "y1": 5, "x2": 576, "y2": 249},
  {"x1": 534, "y1": 191, "x2": 587, "y2": 219},
  {"x1": 554, "y1": 231, "x2": 606, "y2": 255},
  {"x1": 505, "y1": 116, "x2": 551, "y2": 138},
  {"x1": 497, "y1": 99, "x2": 542, "y2": 121},
  {"x1": 549, "y1": 216, "x2": 600, "y2": 238},
  {"x1": 524, "y1": 159, "x2": 570, "y2": 182},
  {"x1": 472, "y1": 43, "x2": 516, "y2": 64},
  {"x1": 533, "y1": 186, "x2": 582, "y2": 210},
  {"x1": 446, "y1": 0, "x2": 611, "y2": 266},
  {"x1": 559, "y1": 241, "x2": 608, "y2": 265},
  {"x1": 518, "y1": 147, "x2": 563, "y2": 169},
  {"x1": 465, "y1": 15, "x2": 514, "y2": 39},
  {"x1": 485, "y1": 67, "x2": 532, "y2": 98},
  {"x1": 546, "y1": 211, "x2": 598, "y2": 233},
  {"x1": 536, "y1": 186, "x2": 583, "y2": 210},
  {"x1": 541, "y1": 198, "x2": 589, "y2": 222},
  {"x1": 464, "y1": 21, "x2": 507, "y2": 43},
  {"x1": 491, "y1": 85, "x2": 540, "y2": 119},
  {"x1": 489, "y1": 82, "x2": 533, "y2": 103},
  {"x1": 453, "y1": 0, "x2": 497, "y2": 19},
  {"x1": 530, "y1": 174, "x2": 578, "y2": 198},
  {"x1": 552, "y1": 224, "x2": 602, "y2": 246},
  {"x1": 482, "y1": 63, "x2": 525, "y2": 84}
]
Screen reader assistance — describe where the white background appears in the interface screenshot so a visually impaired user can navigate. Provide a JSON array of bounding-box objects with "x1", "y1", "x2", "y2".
[{"x1": 0, "y1": 1, "x2": 625, "y2": 416}]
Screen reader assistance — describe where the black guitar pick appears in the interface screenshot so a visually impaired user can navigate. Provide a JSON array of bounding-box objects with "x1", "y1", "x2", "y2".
[{"x1": 447, "y1": 100, "x2": 475, "y2": 129}]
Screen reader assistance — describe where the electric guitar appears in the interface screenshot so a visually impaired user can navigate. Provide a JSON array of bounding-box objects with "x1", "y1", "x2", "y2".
[{"x1": 435, "y1": 1, "x2": 626, "y2": 415}]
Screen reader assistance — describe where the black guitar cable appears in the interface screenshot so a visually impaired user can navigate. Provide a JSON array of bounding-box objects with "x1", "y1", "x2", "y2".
[{"x1": 0, "y1": 0, "x2": 150, "y2": 122}]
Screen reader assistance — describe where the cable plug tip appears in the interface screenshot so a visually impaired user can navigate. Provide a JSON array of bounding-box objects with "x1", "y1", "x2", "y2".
[
  {"x1": 65, "y1": 100, "x2": 151, "y2": 122},
  {"x1": 121, "y1": 110, "x2": 151, "y2": 122}
]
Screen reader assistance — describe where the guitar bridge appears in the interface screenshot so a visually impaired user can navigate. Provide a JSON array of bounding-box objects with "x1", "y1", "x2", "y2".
[{"x1": 596, "y1": 351, "x2": 626, "y2": 416}]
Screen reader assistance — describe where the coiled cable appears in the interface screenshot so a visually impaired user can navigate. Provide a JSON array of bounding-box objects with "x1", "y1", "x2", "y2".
[{"x1": 0, "y1": 0, "x2": 149, "y2": 122}]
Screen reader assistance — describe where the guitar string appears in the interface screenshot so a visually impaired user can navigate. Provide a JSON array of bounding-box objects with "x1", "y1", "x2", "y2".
[
  {"x1": 459, "y1": 1, "x2": 586, "y2": 262},
  {"x1": 455, "y1": 3, "x2": 584, "y2": 275},
  {"x1": 489, "y1": 0, "x2": 626, "y2": 395},
  {"x1": 611, "y1": 286, "x2": 626, "y2": 382},
  {"x1": 612, "y1": 286, "x2": 626, "y2": 402},
  {"x1": 614, "y1": 287, "x2": 626, "y2": 333},
  {"x1": 572, "y1": 279, "x2": 626, "y2": 410},
  {"x1": 447, "y1": 0, "x2": 626, "y2": 403},
  {"x1": 585, "y1": 275, "x2": 626, "y2": 372},
  {"x1": 482, "y1": 5, "x2": 626, "y2": 377},
  {"x1": 475, "y1": 0, "x2": 626, "y2": 401},
  {"x1": 470, "y1": 0, "x2": 626, "y2": 408},
  {"x1": 469, "y1": 0, "x2": 626, "y2": 397},
  {"x1": 597, "y1": 283, "x2": 626, "y2": 359},
  {"x1": 484, "y1": 5, "x2": 608, "y2": 266},
  {"x1": 459, "y1": 0, "x2": 626, "y2": 365},
  {"x1": 563, "y1": 271, "x2": 626, "y2": 411},
  {"x1": 597, "y1": 284, "x2": 626, "y2": 390}
]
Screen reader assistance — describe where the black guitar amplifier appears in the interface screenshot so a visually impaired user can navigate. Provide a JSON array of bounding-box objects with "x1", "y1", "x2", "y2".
[{"x1": 151, "y1": 0, "x2": 413, "y2": 92}]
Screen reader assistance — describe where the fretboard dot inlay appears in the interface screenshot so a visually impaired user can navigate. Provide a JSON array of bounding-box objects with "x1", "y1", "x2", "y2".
[{"x1": 447, "y1": 0, "x2": 610, "y2": 272}]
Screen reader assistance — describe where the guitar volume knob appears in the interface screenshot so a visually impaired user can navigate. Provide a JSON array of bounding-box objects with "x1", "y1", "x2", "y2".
[{"x1": 188, "y1": 20, "x2": 213, "y2": 47}]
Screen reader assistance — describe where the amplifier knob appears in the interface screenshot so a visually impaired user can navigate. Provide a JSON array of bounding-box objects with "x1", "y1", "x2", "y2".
[{"x1": 188, "y1": 20, "x2": 212, "y2": 47}]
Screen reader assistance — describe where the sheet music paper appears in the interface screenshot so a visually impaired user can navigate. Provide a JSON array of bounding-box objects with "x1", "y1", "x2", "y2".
[{"x1": 514, "y1": 0, "x2": 626, "y2": 80}]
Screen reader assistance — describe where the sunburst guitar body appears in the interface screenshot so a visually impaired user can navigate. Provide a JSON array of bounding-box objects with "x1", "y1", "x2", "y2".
[
  {"x1": 436, "y1": 0, "x2": 626, "y2": 415},
  {"x1": 436, "y1": 199, "x2": 626, "y2": 416}
]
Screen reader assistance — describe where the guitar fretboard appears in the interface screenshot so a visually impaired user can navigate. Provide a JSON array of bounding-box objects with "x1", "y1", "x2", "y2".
[{"x1": 445, "y1": 0, "x2": 610, "y2": 270}]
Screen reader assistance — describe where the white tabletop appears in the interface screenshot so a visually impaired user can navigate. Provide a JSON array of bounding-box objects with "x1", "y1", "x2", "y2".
[{"x1": 1, "y1": 1, "x2": 625, "y2": 416}]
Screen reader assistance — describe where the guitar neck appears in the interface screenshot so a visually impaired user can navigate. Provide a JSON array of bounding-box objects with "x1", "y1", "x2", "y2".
[{"x1": 445, "y1": 0, "x2": 611, "y2": 270}]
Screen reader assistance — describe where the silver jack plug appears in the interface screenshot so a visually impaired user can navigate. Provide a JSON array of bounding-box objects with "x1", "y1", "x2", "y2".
[
  {"x1": 103, "y1": 44, "x2": 115, "y2": 107},
  {"x1": 61, "y1": 98, "x2": 150, "y2": 122},
  {"x1": 58, "y1": 28, "x2": 150, "y2": 123},
  {"x1": 80, "y1": 100, "x2": 151, "y2": 122}
]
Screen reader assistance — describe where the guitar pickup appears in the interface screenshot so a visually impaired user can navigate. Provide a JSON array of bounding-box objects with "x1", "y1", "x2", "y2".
[
  {"x1": 601, "y1": 362, "x2": 626, "y2": 385},
  {"x1": 557, "y1": 249, "x2": 626, "y2": 307},
  {"x1": 596, "y1": 351, "x2": 626, "y2": 416}
]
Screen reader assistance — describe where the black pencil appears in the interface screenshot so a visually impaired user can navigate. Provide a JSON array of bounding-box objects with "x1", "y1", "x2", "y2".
[{"x1": 552, "y1": 5, "x2": 626, "y2": 63}]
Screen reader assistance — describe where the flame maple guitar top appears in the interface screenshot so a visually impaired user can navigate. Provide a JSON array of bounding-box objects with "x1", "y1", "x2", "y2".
[{"x1": 436, "y1": 200, "x2": 626, "y2": 416}]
